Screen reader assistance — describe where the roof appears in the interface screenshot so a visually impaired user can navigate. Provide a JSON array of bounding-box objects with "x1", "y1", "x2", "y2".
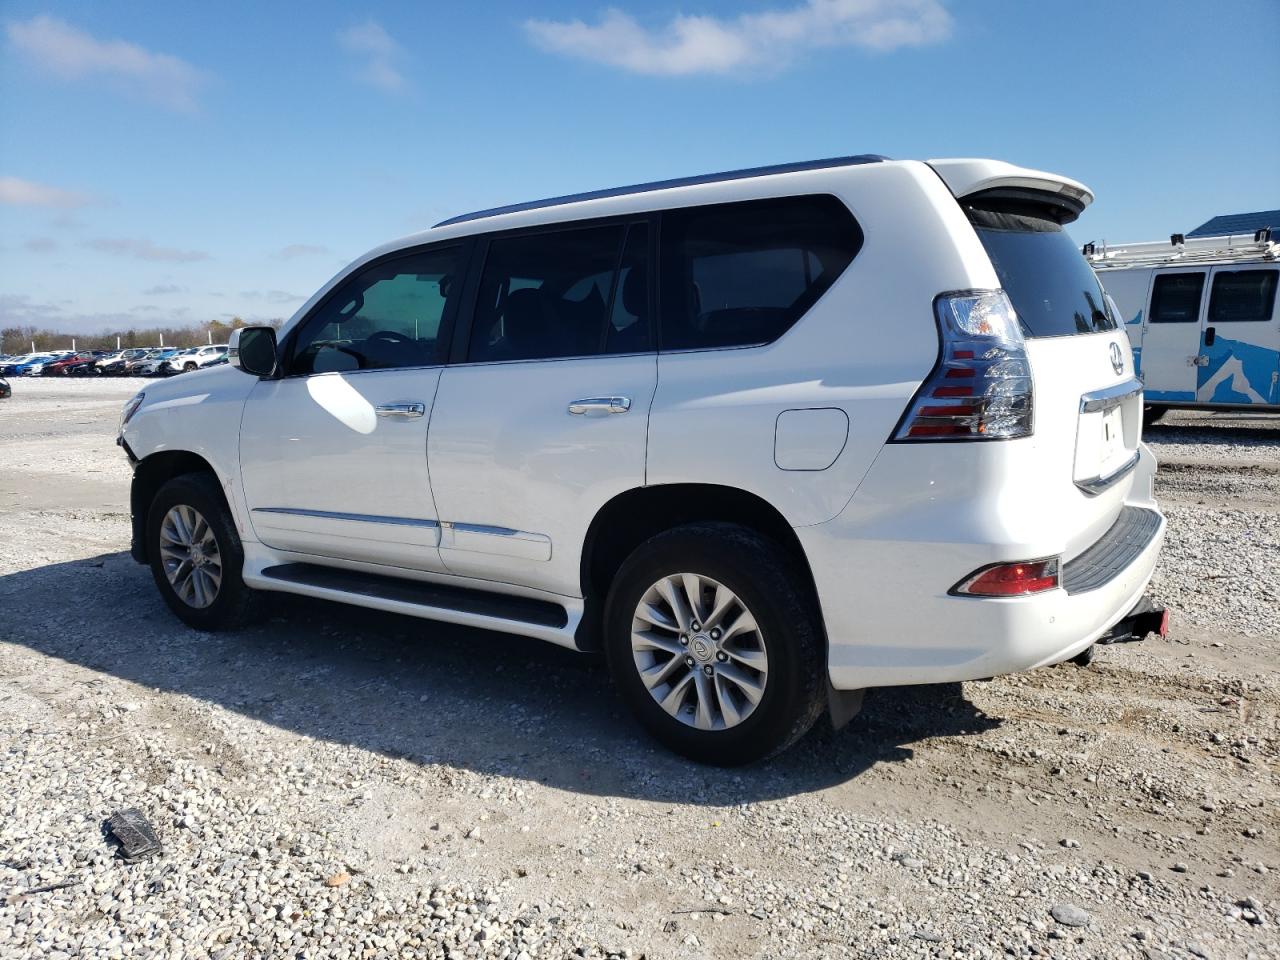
[
  {"x1": 433, "y1": 154, "x2": 890, "y2": 228},
  {"x1": 1186, "y1": 210, "x2": 1279, "y2": 238}
]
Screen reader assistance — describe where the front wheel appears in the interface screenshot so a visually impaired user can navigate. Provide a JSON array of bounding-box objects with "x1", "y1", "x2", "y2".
[
  {"x1": 604, "y1": 523, "x2": 825, "y2": 765},
  {"x1": 147, "y1": 472, "x2": 262, "y2": 630}
]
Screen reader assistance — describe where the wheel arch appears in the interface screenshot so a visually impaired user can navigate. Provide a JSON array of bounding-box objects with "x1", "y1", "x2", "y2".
[
  {"x1": 577, "y1": 483, "x2": 824, "y2": 652},
  {"x1": 130, "y1": 450, "x2": 222, "y2": 564}
]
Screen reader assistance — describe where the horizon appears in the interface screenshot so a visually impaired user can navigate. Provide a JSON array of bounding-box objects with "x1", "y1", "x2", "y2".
[{"x1": 2, "y1": 0, "x2": 1278, "y2": 335}]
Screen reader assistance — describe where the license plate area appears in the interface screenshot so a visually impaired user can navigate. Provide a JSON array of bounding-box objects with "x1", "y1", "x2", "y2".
[{"x1": 1073, "y1": 379, "x2": 1143, "y2": 494}]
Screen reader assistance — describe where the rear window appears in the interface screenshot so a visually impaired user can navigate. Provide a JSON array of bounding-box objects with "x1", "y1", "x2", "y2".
[
  {"x1": 1209, "y1": 269, "x2": 1278, "y2": 323},
  {"x1": 968, "y1": 204, "x2": 1117, "y2": 338}
]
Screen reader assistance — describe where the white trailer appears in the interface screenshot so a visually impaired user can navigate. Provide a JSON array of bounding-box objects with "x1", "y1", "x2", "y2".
[{"x1": 1088, "y1": 230, "x2": 1279, "y2": 419}]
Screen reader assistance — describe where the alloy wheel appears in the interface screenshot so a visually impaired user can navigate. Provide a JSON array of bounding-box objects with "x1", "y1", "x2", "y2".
[
  {"x1": 159, "y1": 504, "x2": 222, "y2": 609},
  {"x1": 630, "y1": 573, "x2": 769, "y2": 731}
]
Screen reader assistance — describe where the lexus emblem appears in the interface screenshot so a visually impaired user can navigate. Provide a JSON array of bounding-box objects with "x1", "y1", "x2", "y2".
[{"x1": 1109, "y1": 341, "x2": 1124, "y2": 375}]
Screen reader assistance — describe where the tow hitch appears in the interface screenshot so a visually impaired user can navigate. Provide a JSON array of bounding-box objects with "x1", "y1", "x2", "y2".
[
  {"x1": 1099, "y1": 596, "x2": 1169, "y2": 645},
  {"x1": 1073, "y1": 597, "x2": 1169, "y2": 666}
]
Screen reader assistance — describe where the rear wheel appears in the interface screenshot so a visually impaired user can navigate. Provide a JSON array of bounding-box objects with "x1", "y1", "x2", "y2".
[
  {"x1": 604, "y1": 523, "x2": 825, "y2": 765},
  {"x1": 147, "y1": 472, "x2": 261, "y2": 630},
  {"x1": 184, "y1": 361, "x2": 197, "y2": 372}
]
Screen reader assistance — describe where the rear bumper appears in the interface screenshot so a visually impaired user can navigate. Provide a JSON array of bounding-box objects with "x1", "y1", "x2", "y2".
[{"x1": 799, "y1": 442, "x2": 1166, "y2": 690}]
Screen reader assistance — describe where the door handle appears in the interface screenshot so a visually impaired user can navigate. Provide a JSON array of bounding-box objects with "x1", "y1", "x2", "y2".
[
  {"x1": 1204, "y1": 326, "x2": 1216, "y2": 347},
  {"x1": 375, "y1": 402, "x2": 426, "y2": 419},
  {"x1": 568, "y1": 396, "x2": 631, "y2": 416}
]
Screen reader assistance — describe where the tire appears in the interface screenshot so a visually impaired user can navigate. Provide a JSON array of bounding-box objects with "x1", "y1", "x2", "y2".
[
  {"x1": 1142, "y1": 405, "x2": 1167, "y2": 428},
  {"x1": 146, "y1": 472, "x2": 262, "y2": 630},
  {"x1": 184, "y1": 362, "x2": 197, "y2": 372},
  {"x1": 603, "y1": 522, "x2": 825, "y2": 766}
]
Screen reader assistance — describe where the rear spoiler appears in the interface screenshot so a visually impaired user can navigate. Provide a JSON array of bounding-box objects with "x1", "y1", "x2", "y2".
[{"x1": 927, "y1": 159, "x2": 1094, "y2": 224}]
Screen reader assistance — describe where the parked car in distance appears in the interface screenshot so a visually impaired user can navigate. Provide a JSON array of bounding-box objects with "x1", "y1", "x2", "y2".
[
  {"x1": 64, "y1": 352, "x2": 111, "y2": 375},
  {"x1": 0, "y1": 354, "x2": 35, "y2": 376},
  {"x1": 123, "y1": 349, "x2": 173, "y2": 376},
  {"x1": 12, "y1": 353, "x2": 63, "y2": 376},
  {"x1": 135, "y1": 349, "x2": 180, "y2": 376},
  {"x1": 97, "y1": 349, "x2": 152, "y2": 376},
  {"x1": 120, "y1": 155, "x2": 1168, "y2": 764},
  {"x1": 43, "y1": 351, "x2": 105, "y2": 375},
  {"x1": 165, "y1": 344, "x2": 228, "y2": 373}
]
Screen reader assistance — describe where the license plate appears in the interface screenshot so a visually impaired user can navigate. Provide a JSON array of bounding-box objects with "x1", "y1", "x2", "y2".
[{"x1": 1100, "y1": 406, "x2": 1124, "y2": 466}]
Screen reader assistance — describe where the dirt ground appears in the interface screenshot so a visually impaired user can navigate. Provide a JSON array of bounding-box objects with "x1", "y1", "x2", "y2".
[{"x1": 1, "y1": 377, "x2": 1276, "y2": 959}]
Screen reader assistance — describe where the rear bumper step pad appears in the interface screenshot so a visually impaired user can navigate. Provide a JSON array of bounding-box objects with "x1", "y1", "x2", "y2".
[{"x1": 1062, "y1": 506, "x2": 1162, "y2": 595}]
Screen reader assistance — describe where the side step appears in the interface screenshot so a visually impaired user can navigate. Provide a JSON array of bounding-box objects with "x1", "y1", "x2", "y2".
[{"x1": 253, "y1": 562, "x2": 578, "y2": 648}]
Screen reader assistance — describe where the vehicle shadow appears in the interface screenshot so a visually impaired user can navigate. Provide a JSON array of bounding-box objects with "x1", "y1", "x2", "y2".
[{"x1": 0, "y1": 551, "x2": 1001, "y2": 804}]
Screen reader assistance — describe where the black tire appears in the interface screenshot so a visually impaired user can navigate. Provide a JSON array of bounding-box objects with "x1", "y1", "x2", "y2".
[
  {"x1": 146, "y1": 472, "x2": 262, "y2": 630},
  {"x1": 603, "y1": 522, "x2": 825, "y2": 766},
  {"x1": 183, "y1": 361, "x2": 197, "y2": 372},
  {"x1": 1142, "y1": 405, "x2": 1167, "y2": 428}
]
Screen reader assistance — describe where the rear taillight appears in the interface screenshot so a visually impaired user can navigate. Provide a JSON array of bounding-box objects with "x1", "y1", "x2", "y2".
[
  {"x1": 894, "y1": 290, "x2": 1033, "y2": 440},
  {"x1": 952, "y1": 558, "x2": 1060, "y2": 597}
]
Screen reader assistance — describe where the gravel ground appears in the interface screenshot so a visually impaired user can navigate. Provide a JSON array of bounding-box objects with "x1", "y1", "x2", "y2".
[{"x1": 1, "y1": 378, "x2": 1277, "y2": 960}]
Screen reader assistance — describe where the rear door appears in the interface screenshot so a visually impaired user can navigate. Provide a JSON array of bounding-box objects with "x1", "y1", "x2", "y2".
[
  {"x1": 1141, "y1": 269, "x2": 1207, "y2": 402},
  {"x1": 427, "y1": 219, "x2": 656, "y2": 597},
  {"x1": 1200, "y1": 265, "x2": 1280, "y2": 404},
  {"x1": 239, "y1": 243, "x2": 466, "y2": 572}
]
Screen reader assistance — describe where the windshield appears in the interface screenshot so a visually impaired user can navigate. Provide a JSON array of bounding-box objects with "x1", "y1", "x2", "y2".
[{"x1": 969, "y1": 206, "x2": 1118, "y2": 338}]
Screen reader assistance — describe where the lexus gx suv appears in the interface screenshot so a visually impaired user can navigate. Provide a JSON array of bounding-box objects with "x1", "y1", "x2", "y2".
[{"x1": 119, "y1": 156, "x2": 1166, "y2": 764}]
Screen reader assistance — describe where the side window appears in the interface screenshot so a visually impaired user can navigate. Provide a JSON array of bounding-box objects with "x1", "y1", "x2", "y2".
[
  {"x1": 290, "y1": 246, "x2": 461, "y2": 375},
  {"x1": 468, "y1": 223, "x2": 643, "y2": 363},
  {"x1": 1149, "y1": 272, "x2": 1205, "y2": 323},
  {"x1": 1209, "y1": 270, "x2": 1278, "y2": 323},
  {"x1": 659, "y1": 195, "x2": 862, "y2": 351}
]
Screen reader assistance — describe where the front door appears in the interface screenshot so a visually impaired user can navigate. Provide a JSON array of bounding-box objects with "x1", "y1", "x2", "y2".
[
  {"x1": 1140, "y1": 269, "x2": 1207, "y2": 403},
  {"x1": 427, "y1": 219, "x2": 656, "y2": 596},
  {"x1": 1199, "y1": 265, "x2": 1280, "y2": 404},
  {"x1": 239, "y1": 243, "x2": 466, "y2": 572}
]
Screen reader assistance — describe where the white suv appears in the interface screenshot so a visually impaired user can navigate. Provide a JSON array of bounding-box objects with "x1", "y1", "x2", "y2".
[
  {"x1": 165, "y1": 344, "x2": 228, "y2": 373},
  {"x1": 118, "y1": 156, "x2": 1166, "y2": 764}
]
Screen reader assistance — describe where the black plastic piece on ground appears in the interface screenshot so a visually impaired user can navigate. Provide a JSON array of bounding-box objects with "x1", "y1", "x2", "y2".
[{"x1": 107, "y1": 808, "x2": 162, "y2": 862}]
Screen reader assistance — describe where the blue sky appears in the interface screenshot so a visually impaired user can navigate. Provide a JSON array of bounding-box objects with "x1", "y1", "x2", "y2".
[{"x1": 1, "y1": 0, "x2": 1278, "y2": 335}]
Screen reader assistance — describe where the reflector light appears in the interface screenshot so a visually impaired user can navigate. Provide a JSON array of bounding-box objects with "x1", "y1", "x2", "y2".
[{"x1": 953, "y1": 558, "x2": 1061, "y2": 597}]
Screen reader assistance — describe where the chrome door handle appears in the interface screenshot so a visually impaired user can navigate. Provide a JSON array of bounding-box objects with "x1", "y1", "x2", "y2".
[
  {"x1": 568, "y1": 396, "x2": 631, "y2": 416},
  {"x1": 375, "y1": 402, "x2": 426, "y2": 419}
]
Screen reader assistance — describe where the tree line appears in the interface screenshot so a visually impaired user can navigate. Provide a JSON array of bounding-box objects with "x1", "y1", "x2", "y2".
[{"x1": 0, "y1": 317, "x2": 285, "y2": 354}]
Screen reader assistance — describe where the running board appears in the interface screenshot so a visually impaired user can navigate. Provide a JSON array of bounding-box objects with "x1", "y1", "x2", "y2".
[{"x1": 249, "y1": 562, "x2": 580, "y2": 649}]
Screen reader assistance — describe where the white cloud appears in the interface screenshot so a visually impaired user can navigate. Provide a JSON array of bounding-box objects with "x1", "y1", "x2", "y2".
[
  {"x1": 338, "y1": 20, "x2": 406, "y2": 92},
  {"x1": 525, "y1": 0, "x2": 953, "y2": 75},
  {"x1": 0, "y1": 175, "x2": 91, "y2": 208},
  {"x1": 143, "y1": 283, "x2": 187, "y2": 295},
  {"x1": 24, "y1": 237, "x2": 59, "y2": 252},
  {"x1": 85, "y1": 237, "x2": 210, "y2": 263},
  {"x1": 5, "y1": 15, "x2": 205, "y2": 111}
]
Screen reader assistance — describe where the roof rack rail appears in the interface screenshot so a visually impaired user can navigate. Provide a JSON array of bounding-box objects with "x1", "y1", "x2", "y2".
[
  {"x1": 434, "y1": 154, "x2": 890, "y2": 228},
  {"x1": 1086, "y1": 231, "x2": 1279, "y2": 269}
]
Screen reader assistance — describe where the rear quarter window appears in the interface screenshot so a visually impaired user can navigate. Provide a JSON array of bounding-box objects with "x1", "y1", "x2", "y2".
[{"x1": 659, "y1": 195, "x2": 862, "y2": 351}]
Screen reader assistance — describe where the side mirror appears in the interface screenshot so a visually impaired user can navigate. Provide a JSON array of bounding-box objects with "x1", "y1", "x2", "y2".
[{"x1": 228, "y1": 326, "x2": 278, "y2": 377}]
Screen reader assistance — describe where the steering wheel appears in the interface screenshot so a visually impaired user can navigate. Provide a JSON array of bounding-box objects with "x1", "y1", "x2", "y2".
[{"x1": 367, "y1": 330, "x2": 414, "y2": 346}]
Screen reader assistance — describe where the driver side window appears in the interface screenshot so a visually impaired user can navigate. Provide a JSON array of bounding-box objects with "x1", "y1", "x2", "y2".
[{"x1": 290, "y1": 246, "x2": 461, "y2": 375}]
